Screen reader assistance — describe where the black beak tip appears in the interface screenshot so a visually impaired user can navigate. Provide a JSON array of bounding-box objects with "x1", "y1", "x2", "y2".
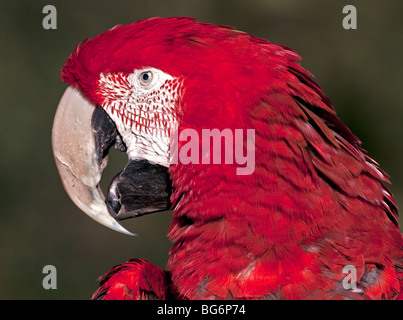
[{"x1": 104, "y1": 159, "x2": 172, "y2": 221}]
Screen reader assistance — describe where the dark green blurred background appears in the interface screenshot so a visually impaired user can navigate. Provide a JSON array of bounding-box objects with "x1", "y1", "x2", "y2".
[{"x1": 0, "y1": 0, "x2": 401, "y2": 299}]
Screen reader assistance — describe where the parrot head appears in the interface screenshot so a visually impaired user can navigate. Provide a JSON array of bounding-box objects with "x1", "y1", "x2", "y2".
[{"x1": 52, "y1": 17, "x2": 277, "y2": 234}]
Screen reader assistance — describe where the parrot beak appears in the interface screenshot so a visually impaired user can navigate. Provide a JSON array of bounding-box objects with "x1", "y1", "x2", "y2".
[{"x1": 51, "y1": 87, "x2": 171, "y2": 236}]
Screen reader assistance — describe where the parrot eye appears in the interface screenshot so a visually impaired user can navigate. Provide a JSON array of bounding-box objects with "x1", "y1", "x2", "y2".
[{"x1": 139, "y1": 71, "x2": 153, "y2": 86}]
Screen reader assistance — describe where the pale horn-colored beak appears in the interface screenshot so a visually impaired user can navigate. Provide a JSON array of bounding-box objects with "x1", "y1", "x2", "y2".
[{"x1": 51, "y1": 86, "x2": 135, "y2": 236}]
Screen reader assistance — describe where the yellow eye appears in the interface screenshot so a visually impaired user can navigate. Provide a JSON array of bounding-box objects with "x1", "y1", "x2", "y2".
[{"x1": 139, "y1": 71, "x2": 153, "y2": 86}]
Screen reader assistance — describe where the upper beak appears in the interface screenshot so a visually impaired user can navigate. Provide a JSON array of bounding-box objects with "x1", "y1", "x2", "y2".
[{"x1": 51, "y1": 87, "x2": 171, "y2": 236}]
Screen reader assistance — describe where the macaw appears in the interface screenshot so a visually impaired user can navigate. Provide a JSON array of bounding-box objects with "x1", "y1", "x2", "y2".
[{"x1": 52, "y1": 17, "x2": 403, "y2": 300}]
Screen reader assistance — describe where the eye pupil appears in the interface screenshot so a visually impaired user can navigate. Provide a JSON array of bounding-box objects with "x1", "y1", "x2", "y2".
[{"x1": 139, "y1": 71, "x2": 153, "y2": 86}]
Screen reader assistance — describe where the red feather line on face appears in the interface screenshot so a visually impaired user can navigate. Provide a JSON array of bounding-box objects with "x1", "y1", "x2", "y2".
[
  {"x1": 96, "y1": 72, "x2": 183, "y2": 136},
  {"x1": 60, "y1": 17, "x2": 402, "y2": 300}
]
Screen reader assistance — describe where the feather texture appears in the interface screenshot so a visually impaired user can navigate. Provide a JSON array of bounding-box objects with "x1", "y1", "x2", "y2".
[{"x1": 91, "y1": 259, "x2": 169, "y2": 300}]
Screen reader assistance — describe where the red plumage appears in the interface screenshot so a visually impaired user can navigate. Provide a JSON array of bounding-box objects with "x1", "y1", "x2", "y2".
[
  {"x1": 91, "y1": 259, "x2": 169, "y2": 300},
  {"x1": 61, "y1": 17, "x2": 402, "y2": 299}
]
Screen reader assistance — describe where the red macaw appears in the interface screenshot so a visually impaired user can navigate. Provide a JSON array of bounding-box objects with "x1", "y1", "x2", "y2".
[{"x1": 52, "y1": 17, "x2": 402, "y2": 300}]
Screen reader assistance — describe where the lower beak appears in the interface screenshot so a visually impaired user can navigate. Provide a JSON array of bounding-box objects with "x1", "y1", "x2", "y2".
[{"x1": 51, "y1": 87, "x2": 171, "y2": 236}]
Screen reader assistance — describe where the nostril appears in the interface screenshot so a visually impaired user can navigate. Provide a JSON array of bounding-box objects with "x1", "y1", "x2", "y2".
[{"x1": 106, "y1": 172, "x2": 122, "y2": 217}]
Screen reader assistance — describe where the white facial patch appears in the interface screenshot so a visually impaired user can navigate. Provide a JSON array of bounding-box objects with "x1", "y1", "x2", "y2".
[{"x1": 97, "y1": 67, "x2": 182, "y2": 167}]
